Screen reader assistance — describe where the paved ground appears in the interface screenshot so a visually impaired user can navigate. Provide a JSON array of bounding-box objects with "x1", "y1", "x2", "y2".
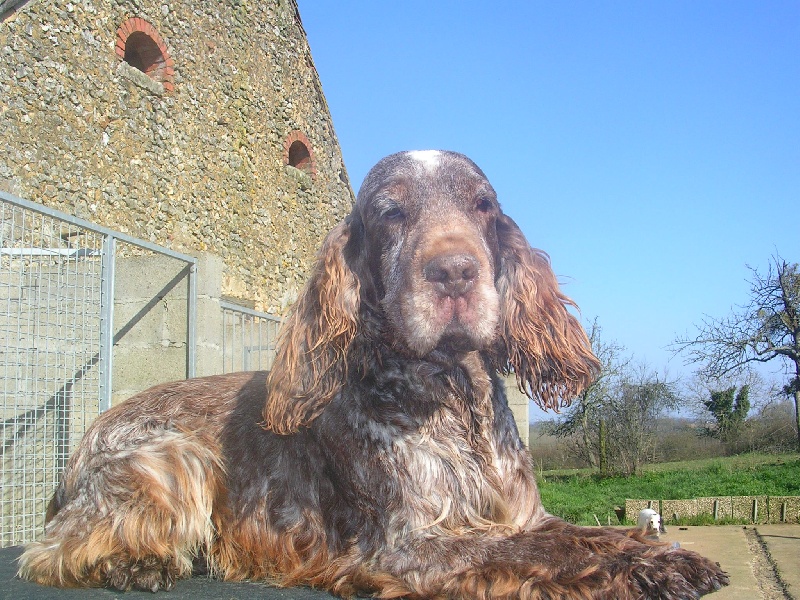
[
  {"x1": 659, "y1": 525, "x2": 761, "y2": 599},
  {"x1": 757, "y1": 525, "x2": 800, "y2": 599},
  {"x1": 656, "y1": 524, "x2": 799, "y2": 599},
  {"x1": 2, "y1": 525, "x2": 797, "y2": 599}
]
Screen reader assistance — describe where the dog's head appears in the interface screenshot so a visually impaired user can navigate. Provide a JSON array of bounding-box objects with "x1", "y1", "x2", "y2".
[
  {"x1": 352, "y1": 150, "x2": 501, "y2": 356},
  {"x1": 637, "y1": 509, "x2": 662, "y2": 537},
  {"x1": 263, "y1": 150, "x2": 599, "y2": 433}
]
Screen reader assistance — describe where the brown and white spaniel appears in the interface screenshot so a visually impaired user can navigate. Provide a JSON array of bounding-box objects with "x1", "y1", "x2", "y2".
[{"x1": 18, "y1": 150, "x2": 728, "y2": 598}]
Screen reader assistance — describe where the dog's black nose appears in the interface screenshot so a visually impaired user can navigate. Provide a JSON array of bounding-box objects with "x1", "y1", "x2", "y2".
[{"x1": 424, "y1": 254, "x2": 479, "y2": 298}]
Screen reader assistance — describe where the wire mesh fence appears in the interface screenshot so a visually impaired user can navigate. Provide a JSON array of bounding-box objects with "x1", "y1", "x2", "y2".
[
  {"x1": 0, "y1": 192, "x2": 197, "y2": 547},
  {"x1": 0, "y1": 192, "x2": 283, "y2": 547},
  {"x1": 0, "y1": 200, "x2": 105, "y2": 547}
]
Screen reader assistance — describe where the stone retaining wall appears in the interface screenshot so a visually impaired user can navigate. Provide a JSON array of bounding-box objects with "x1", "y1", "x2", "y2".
[{"x1": 626, "y1": 496, "x2": 800, "y2": 525}]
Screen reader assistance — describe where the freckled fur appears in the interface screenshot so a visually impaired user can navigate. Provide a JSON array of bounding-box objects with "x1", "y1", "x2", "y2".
[{"x1": 18, "y1": 151, "x2": 728, "y2": 598}]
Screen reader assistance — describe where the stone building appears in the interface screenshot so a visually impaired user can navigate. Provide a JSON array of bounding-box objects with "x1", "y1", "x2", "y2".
[
  {"x1": 0, "y1": 0, "x2": 532, "y2": 442},
  {"x1": 1, "y1": 0, "x2": 354, "y2": 313}
]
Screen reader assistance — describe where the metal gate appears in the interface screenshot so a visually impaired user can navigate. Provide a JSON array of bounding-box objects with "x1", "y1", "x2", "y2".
[
  {"x1": 0, "y1": 191, "x2": 197, "y2": 546},
  {"x1": 221, "y1": 300, "x2": 281, "y2": 374}
]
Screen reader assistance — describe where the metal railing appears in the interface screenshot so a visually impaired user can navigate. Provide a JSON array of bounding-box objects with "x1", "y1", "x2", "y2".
[
  {"x1": 0, "y1": 191, "x2": 197, "y2": 546},
  {"x1": 221, "y1": 300, "x2": 281, "y2": 374}
]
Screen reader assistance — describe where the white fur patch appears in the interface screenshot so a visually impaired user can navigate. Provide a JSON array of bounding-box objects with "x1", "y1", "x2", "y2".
[
  {"x1": 408, "y1": 150, "x2": 441, "y2": 171},
  {"x1": 637, "y1": 508, "x2": 662, "y2": 538}
]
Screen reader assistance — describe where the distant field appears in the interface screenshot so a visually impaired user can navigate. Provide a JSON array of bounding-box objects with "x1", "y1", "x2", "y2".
[{"x1": 536, "y1": 452, "x2": 800, "y2": 526}]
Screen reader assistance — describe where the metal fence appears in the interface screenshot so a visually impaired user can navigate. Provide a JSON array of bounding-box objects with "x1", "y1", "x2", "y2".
[
  {"x1": 221, "y1": 300, "x2": 281, "y2": 373},
  {"x1": 0, "y1": 191, "x2": 197, "y2": 547}
]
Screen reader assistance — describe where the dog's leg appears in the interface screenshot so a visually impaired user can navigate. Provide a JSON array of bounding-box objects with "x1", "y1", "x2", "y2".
[
  {"x1": 17, "y1": 428, "x2": 223, "y2": 591},
  {"x1": 373, "y1": 521, "x2": 728, "y2": 599}
]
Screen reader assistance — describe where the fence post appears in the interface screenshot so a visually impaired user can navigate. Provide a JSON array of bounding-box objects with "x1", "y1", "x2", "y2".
[
  {"x1": 99, "y1": 234, "x2": 116, "y2": 412},
  {"x1": 187, "y1": 262, "x2": 197, "y2": 379}
]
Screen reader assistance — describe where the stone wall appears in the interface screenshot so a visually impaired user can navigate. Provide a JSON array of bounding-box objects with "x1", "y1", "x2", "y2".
[
  {"x1": 625, "y1": 496, "x2": 800, "y2": 525},
  {"x1": 1, "y1": 0, "x2": 533, "y2": 434},
  {"x1": 1, "y1": 0, "x2": 354, "y2": 314}
]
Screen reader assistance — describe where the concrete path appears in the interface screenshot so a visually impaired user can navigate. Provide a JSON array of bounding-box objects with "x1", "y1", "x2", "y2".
[
  {"x1": 658, "y1": 524, "x2": 799, "y2": 599},
  {"x1": 659, "y1": 525, "x2": 761, "y2": 599},
  {"x1": 757, "y1": 524, "x2": 800, "y2": 599},
  {"x1": 659, "y1": 525, "x2": 760, "y2": 599}
]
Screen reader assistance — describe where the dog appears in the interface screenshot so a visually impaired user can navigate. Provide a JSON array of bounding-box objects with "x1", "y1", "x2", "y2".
[
  {"x1": 637, "y1": 509, "x2": 664, "y2": 540},
  {"x1": 18, "y1": 150, "x2": 728, "y2": 598}
]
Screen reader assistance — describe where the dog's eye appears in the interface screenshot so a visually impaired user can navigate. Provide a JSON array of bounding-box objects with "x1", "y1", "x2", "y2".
[
  {"x1": 475, "y1": 197, "x2": 495, "y2": 213},
  {"x1": 381, "y1": 206, "x2": 405, "y2": 221}
]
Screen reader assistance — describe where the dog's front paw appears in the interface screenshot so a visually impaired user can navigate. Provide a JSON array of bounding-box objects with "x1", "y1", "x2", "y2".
[
  {"x1": 103, "y1": 555, "x2": 181, "y2": 593},
  {"x1": 626, "y1": 547, "x2": 729, "y2": 599}
]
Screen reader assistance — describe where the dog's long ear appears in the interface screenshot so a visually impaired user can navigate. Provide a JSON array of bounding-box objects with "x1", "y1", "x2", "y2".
[
  {"x1": 494, "y1": 213, "x2": 600, "y2": 411},
  {"x1": 263, "y1": 216, "x2": 361, "y2": 434}
]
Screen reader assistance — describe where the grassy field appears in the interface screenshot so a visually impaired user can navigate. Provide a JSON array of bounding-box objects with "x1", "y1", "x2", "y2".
[{"x1": 536, "y1": 452, "x2": 800, "y2": 526}]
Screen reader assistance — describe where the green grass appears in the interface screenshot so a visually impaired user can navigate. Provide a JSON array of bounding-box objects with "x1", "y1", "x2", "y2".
[{"x1": 536, "y1": 452, "x2": 800, "y2": 526}]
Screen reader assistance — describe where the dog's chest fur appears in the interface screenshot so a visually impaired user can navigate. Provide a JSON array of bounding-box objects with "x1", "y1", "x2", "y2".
[{"x1": 320, "y1": 351, "x2": 519, "y2": 542}]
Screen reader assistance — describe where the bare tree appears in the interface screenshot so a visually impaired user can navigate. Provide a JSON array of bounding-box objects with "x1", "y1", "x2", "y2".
[
  {"x1": 547, "y1": 321, "x2": 629, "y2": 476},
  {"x1": 549, "y1": 323, "x2": 679, "y2": 476},
  {"x1": 674, "y1": 255, "x2": 800, "y2": 451},
  {"x1": 607, "y1": 366, "x2": 681, "y2": 475}
]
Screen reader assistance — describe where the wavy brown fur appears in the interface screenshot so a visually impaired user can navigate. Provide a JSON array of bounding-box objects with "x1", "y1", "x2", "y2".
[
  {"x1": 18, "y1": 151, "x2": 728, "y2": 598},
  {"x1": 494, "y1": 213, "x2": 599, "y2": 411},
  {"x1": 263, "y1": 219, "x2": 361, "y2": 434}
]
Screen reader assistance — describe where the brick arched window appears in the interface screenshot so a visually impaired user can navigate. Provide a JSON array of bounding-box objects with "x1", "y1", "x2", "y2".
[
  {"x1": 115, "y1": 18, "x2": 174, "y2": 92},
  {"x1": 284, "y1": 130, "x2": 316, "y2": 178}
]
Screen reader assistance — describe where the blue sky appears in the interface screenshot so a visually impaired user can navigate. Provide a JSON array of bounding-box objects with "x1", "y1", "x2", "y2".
[{"x1": 299, "y1": 2, "x2": 799, "y2": 396}]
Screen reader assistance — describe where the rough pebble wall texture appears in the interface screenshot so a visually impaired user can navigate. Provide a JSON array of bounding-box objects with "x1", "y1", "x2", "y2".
[
  {"x1": 767, "y1": 496, "x2": 800, "y2": 524},
  {"x1": 0, "y1": 0, "x2": 354, "y2": 313},
  {"x1": 625, "y1": 496, "x2": 800, "y2": 524}
]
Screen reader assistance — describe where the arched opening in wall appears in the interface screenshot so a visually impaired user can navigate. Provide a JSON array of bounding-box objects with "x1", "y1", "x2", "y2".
[
  {"x1": 283, "y1": 130, "x2": 316, "y2": 179},
  {"x1": 115, "y1": 18, "x2": 174, "y2": 92},
  {"x1": 288, "y1": 141, "x2": 311, "y2": 173},
  {"x1": 124, "y1": 31, "x2": 164, "y2": 76}
]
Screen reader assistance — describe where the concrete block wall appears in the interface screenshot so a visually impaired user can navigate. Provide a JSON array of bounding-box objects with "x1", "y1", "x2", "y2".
[
  {"x1": 502, "y1": 375, "x2": 530, "y2": 447},
  {"x1": 111, "y1": 252, "x2": 225, "y2": 405},
  {"x1": 194, "y1": 254, "x2": 226, "y2": 380}
]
